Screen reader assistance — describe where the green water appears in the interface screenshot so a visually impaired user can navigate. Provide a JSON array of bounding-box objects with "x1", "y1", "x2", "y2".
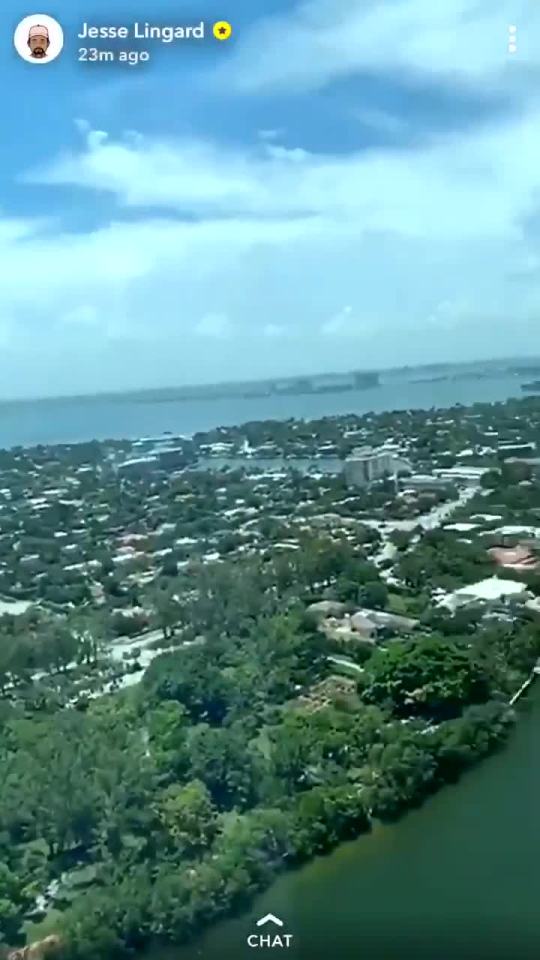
[{"x1": 156, "y1": 694, "x2": 540, "y2": 960}]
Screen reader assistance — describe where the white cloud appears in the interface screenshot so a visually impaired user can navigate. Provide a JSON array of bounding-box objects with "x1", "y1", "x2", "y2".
[
  {"x1": 321, "y1": 306, "x2": 374, "y2": 337},
  {"x1": 258, "y1": 129, "x2": 284, "y2": 142},
  {"x1": 194, "y1": 313, "x2": 233, "y2": 338},
  {"x1": 3, "y1": 94, "x2": 540, "y2": 396},
  {"x1": 353, "y1": 108, "x2": 409, "y2": 137},
  {"x1": 63, "y1": 304, "x2": 100, "y2": 326},
  {"x1": 216, "y1": 0, "x2": 538, "y2": 94},
  {"x1": 24, "y1": 107, "x2": 540, "y2": 243},
  {"x1": 86, "y1": 130, "x2": 109, "y2": 150},
  {"x1": 426, "y1": 299, "x2": 472, "y2": 330},
  {"x1": 263, "y1": 323, "x2": 287, "y2": 338},
  {"x1": 74, "y1": 117, "x2": 90, "y2": 135},
  {"x1": 4, "y1": 0, "x2": 540, "y2": 398}
]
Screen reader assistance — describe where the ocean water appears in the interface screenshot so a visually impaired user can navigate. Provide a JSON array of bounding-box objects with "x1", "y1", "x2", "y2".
[{"x1": 0, "y1": 374, "x2": 526, "y2": 450}]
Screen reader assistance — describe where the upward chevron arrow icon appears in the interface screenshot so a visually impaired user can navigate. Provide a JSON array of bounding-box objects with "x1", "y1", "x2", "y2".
[{"x1": 256, "y1": 914, "x2": 284, "y2": 927}]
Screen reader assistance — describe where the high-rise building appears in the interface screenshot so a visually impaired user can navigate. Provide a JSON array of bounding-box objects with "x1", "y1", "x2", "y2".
[{"x1": 344, "y1": 445, "x2": 404, "y2": 486}]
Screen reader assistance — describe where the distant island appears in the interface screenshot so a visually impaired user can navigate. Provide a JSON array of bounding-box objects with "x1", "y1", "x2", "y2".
[
  {"x1": 522, "y1": 381, "x2": 540, "y2": 393},
  {"x1": 5, "y1": 354, "x2": 540, "y2": 407},
  {"x1": 124, "y1": 370, "x2": 380, "y2": 404}
]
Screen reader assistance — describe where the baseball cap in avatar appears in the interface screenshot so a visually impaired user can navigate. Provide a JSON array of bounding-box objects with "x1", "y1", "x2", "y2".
[
  {"x1": 29, "y1": 23, "x2": 49, "y2": 39},
  {"x1": 14, "y1": 14, "x2": 64, "y2": 63}
]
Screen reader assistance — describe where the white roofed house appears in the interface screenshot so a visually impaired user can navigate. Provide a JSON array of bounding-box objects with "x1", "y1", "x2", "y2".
[
  {"x1": 432, "y1": 466, "x2": 491, "y2": 486},
  {"x1": 440, "y1": 576, "x2": 530, "y2": 613}
]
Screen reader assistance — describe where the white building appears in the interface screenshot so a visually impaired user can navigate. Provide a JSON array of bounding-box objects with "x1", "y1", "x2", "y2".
[
  {"x1": 344, "y1": 445, "x2": 410, "y2": 487},
  {"x1": 403, "y1": 473, "x2": 453, "y2": 492},
  {"x1": 433, "y1": 466, "x2": 491, "y2": 486},
  {"x1": 117, "y1": 456, "x2": 159, "y2": 478},
  {"x1": 440, "y1": 576, "x2": 529, "y2": 612}
]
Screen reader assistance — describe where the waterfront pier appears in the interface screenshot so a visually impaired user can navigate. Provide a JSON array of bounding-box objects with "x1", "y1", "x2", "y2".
[{"x1": 509, "y1": 660, "x2": 540, "y2": 706}]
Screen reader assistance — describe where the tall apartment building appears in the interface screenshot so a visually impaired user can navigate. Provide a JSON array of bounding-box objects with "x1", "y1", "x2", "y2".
[{"x1": 344, "y1": 445, "x2": 410, "y2": 487}]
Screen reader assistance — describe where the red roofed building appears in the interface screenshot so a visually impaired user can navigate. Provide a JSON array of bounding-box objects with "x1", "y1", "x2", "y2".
[{"x1": 489, "y1": 545, "x2": 539, "y2": 570}]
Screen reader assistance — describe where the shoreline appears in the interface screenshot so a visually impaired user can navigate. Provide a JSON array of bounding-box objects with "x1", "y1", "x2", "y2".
[
  {"x1": 0, "y1": 373, "x2": 528, "y2": 451},
  {"x1": 22, "y1": 696, "x2": 515, "y2": 959}
]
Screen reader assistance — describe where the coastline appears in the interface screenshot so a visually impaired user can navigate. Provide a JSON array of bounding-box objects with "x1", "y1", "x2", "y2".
[
  {"x1": 21, "y1": 696, "x2": 515, "y2": 960},
  {"x1": 168, "y1": 689, "x2": 540, "y2": 960},
  {"x1": 0, "y1": 373, "x2": 526, "y2": 450}
]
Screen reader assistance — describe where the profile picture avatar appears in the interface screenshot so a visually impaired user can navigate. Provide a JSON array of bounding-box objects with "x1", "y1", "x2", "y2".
[{"x1": 14, "y1": 14, "x2": 63, "y2": 63}]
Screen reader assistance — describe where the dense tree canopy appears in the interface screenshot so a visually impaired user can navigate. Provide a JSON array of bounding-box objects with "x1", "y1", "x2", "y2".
[
  {"x1": 5, "y1": 399, "x2": 540, "y2": 957},
  {"x1": 361, "y1": 635, "x2": 492, "y2": 720}
]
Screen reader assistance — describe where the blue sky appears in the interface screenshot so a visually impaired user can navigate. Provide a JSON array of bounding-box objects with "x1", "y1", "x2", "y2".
[{"x1": 0, "y1": 0, "x2": 539, "y2": 397}]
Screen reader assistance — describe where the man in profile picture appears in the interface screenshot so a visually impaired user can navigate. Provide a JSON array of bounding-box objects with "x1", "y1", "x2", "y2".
[
  {"x1": 27, "y1": 23, "x2": 50, "y2": 58},
  {"x1": 14, "y1": 14, "x2": 64, "y2": 64}
]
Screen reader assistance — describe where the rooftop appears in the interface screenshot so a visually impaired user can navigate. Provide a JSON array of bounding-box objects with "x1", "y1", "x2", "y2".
[{"x1": 451, "y1": 576, "x2": 528, "y2": 602}]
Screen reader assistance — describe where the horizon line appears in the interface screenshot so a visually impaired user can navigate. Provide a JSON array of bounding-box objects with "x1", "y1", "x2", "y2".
[{"x1": 0, "y1": 354, "x2": 538, "y2": 405}]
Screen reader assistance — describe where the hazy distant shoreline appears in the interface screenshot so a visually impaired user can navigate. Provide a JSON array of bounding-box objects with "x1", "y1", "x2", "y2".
[
  {"x1": 0, "y1": 356, "x2": 538, "y2": 408},
  {"x1": 0, "y1": 371, "x2": 530, "y2": 453}
]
